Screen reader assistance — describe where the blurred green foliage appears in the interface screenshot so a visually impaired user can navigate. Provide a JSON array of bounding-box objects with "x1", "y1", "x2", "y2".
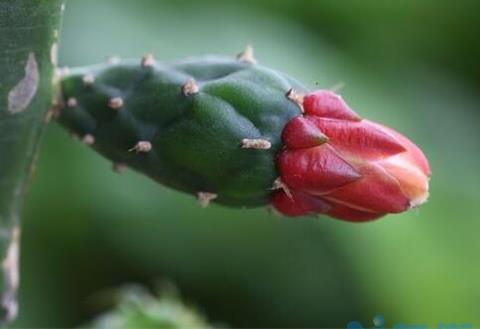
[
  {"x1": 88, "y1": 285, "x2": 213, "y2": 329},
  {"x1": 10, "y1": 0, "x2": 480, "y2": 328}
]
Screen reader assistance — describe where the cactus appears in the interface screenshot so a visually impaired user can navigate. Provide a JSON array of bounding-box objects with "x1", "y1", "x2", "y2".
[
  {"x1": 58, "y1": 48, "x2": 430, "y2": 221},
  {"x1": 0, "y1": 0, "x2": 64, "y2": 323}
]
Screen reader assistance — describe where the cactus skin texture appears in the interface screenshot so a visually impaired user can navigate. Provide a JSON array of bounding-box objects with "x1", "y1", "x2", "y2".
[
  {"x1": 58, "y1": 53, "x2": 430, "y2": 221},
  {"x1": 59, "y1": 55, "x2": 305, "y2": 207}
]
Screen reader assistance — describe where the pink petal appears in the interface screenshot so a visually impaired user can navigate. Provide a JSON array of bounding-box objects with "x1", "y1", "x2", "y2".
[
  {"x1": 324, "y1": 162, "x2": 410, "y2": 213},
  {"x1": 282, "y1": 116, "x2": 328, "y2": 149},
  {"x1": 306, "y1": 116, "x2": 406, "y2": 161},
  {"x1": 271, "y1": 189, "x2": 331, "y2": 217},
  {"x1": 303, "y1": 90, "x2": 361, "y2": 121},
  {"x1": 278, "y1": 145, "x2": 362, "y2": 193},
  {"x1": 381, "y1": 155, "x2": 429, "y2": 207},
  {"x1": 371, "y1": 122, "x2": 431, "y2": 176},
  {"x1": 327, "y1": 203, "x2": 385, "y2": 222}
]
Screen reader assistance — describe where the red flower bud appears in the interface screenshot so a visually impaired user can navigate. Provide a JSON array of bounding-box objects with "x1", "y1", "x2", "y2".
[{"x1": 273, "y1": 90, "x2": 430, "y2": 221}]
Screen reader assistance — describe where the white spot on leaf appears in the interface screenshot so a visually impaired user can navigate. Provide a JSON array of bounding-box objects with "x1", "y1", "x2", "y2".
[
  {"x1": 7, "y1": 52, "x2": 39, "y2": 114},
  {"x1": 50, "y1": 42, "x2": 58, "y2": 66},
  {"x1": 1, "y1": 226, "x2": 20, "y2": 323}
]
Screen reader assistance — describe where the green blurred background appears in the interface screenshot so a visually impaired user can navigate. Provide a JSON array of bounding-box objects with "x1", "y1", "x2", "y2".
[{"x1": 12, "y1": 0, "x2": 480, "y2": 327}]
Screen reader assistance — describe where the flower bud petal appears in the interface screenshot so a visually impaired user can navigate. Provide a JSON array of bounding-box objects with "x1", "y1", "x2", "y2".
[
  {"x1": 306, "y1": 117, "x2": 406, "y2": 161},
  {"x1": 327, "y1": 203, "x2": 385, "y2": 222},
  {"x1": 282, "y1": 116, "x2": 328, "y2": 149},
  {"x1": 272, "y1": 189, "x2": 331, "y2": 217},
  {"x1": 278, "y1": 145, "x2": 362, "y2": 193},
  {"x1": 324, "y1": 163, "x2": 411, "y2": 213},
  {"x1": 303, "y1": 90, "x2": 361, "y2": 121},
  {"x1": 381, "y1": 155, "x2": 429, "y2": 208},
  {"x1": 372, "y1": 122, "x2": 430, "y2": 176}
]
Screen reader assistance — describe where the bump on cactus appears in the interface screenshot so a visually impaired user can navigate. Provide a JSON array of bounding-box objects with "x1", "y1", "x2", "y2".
[{"x1": 57, "y1": 48, "x2": 430, "y2": 222}]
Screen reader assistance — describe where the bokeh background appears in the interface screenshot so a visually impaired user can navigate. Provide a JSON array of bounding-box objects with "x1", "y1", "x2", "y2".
[{"x1": 12, "y1": 0, "x2": 480, "y2": 327}]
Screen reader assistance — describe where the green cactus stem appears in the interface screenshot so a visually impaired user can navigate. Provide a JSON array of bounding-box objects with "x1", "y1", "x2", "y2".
[
  {"x1": 0, "y1": 0, "x2": 64, "y2": 324},
  {"x1": 58, "y1": 49, "x2": 306, "y2": 208}
]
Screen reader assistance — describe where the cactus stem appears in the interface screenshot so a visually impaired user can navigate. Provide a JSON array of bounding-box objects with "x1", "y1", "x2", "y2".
[
  {"x1": 197, "y1": 192, "x2": 217, "y2": 208},
  {"x1": 112, "y1": 162, "x2": 127, "y2": 174},
  {"x1": 141, "y1": 54, "x2": 156, "y2": 67},
  {"x1": 106, "y1": 56, "x2": 121, "y2": 65},
  {"x1": 108, "y1": 97, "x2": 124, "y2": 109},
  {"x1": 66, "y1": 97, "x2": 77, "y2": 108},
  {"x1": 182, "y1": 79, "x2": 199, "y2": 95},
  {"x1": 82, "y1": 73, "x2": 95, "y2": 85},
  {"x1": 286, "y1": 88, "x2": 304, "y2": 112},
  {"x1": 82, "y1": 134, "x2": 95, "y2": 145},
  {"x1": 271, "y1": 177, "x2": 292, "y2": 198},
  {"x1": 57, "y1": 55, "x2": 312, "y2": 210},
  {"x1": 237, "y1": 44, "x2": 256, "y2": 64},
  {"x1": 129, "y1": 141, "x2": 152, "y2": 153},
  {"x1": 241, "y1": 138, "x2": 271, "y2": 150}
]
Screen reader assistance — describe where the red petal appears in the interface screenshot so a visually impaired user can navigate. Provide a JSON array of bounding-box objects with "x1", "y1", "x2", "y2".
[
  {"x1": 306, "y1": 117, "x2": 406, "y2": 161},
  {"x1": 271, "y1": 189, "x2": 331, "y2": 217},
  {"x1": 324, "y1": 162, "x2": 410, "y2": 213},
  {"x1": 278, "y1": 145, "x2": 361, "y2": 193},
  {"x1": 381, "y1": 155, "x2": 429, "y2": 207},
  {"x1": 327, "y1": 203, "x2": 385, "y2": 222},
  {"x1": 371, "y1": 122, "x2": 431, "y2": 176},
  {"x1": 303, "y1": 90, "x2": 361, "y2": 121},
  {"x1": 282, "y1": 116, "x2": 328, "y2": 149}
]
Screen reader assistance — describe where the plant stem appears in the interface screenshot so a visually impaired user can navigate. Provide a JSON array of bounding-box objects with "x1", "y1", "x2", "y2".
[{"x1": 0, "y1": 0, "x2": 64, "y2": 324}]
